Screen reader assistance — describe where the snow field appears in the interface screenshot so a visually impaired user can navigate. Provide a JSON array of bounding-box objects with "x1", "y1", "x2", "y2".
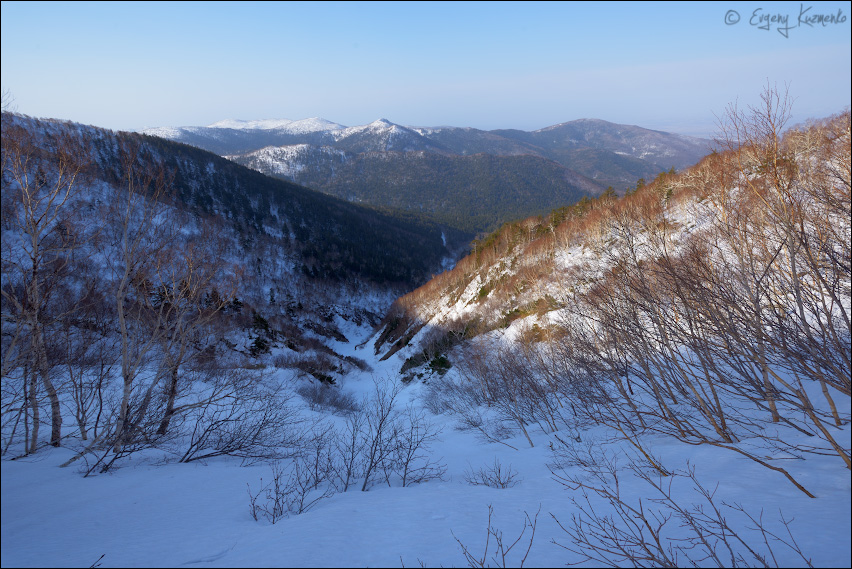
[{"x1": 3, "y1": 315, "x2": 850, "y2": 568}]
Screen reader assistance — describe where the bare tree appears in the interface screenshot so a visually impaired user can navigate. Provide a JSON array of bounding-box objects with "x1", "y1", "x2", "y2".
[
  {"x1": 1, "y1": 90, "x2": 14, "y2": 112},
  {"x1": 457, "y1": 337, "x2": 568, "y2": 448},
  {"x1": 247, "y1": 457, "x2": 335, "y2": 524},
  {"x1": 153, "y1": 218, "x2": 239, "y2": 436},
  {"x1": 332, "y1": 409, "x2": 367, "y2": 492},
  {"x1": 718, "y1": 85, "x2": 850, "y2": 427},
  {"x1": 550, "y1": 441, "x2": 813, "y2": 568},
  {"x1": 530, "y1": 93, "x2": 851, "y2": 497},
  {"x1": 1, "y1": 116, "x2": 89, "y2": 449},
  {"x1": 360, "y1": 377, "x2": 402, "y2": 491},
  {"x1": 176, "y1": 367, "x2": 302, "y2": 465},
  {"x1": 95, "y1": 139, "x2": 228, "y2": 456},
  {"x1": 389, "y1": 403, "x2": 446, "y2": 487},
  {"x1": 453, "y1": 504, "x2": 540, "y2": 569},
  {"x1": 463, "y1": 458, "x2": 521, "y2": 489},
  {"x1": 55, "y1": 298, "x2": 115, "y2": 442}
]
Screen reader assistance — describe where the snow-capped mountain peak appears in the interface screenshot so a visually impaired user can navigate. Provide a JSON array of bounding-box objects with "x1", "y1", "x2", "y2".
[
  {"x1": 206, "y1": 118, "x2": 296, "y2": 130},
  {"x1": 203, "y1": 118, "x2": 348, "y2": 134},
  {"x1": 280, "y1": 117, "x2": 347, "y2": 134}
]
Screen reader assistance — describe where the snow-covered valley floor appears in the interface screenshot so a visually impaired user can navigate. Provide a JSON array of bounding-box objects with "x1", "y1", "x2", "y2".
[{"x1": 2, "y1": 319, "x2": 850, "y2": 568}]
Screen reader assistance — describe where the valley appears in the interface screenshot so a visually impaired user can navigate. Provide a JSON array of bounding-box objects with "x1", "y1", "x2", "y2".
[
  {"x1": 3, "y1": 1, "x2": 849, "y2": 566},
  {"x1": 2, "y1": 94, "x2": 849, "y2": 568}
]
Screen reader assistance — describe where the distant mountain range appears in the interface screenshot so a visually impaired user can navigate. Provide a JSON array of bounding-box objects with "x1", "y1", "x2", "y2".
[{"x1": 143, "y1": 117, "x2": 712, "y2": 234}]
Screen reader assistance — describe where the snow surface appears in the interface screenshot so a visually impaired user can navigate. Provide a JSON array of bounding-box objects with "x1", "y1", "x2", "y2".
[
  {"x1": 2, "y1": 314, "x2": 850, "y2": 568},
  {"x1": 143, "y1": 118, "x2": 350, "y2": 139},
  {"x1": 206, "y1": 118, "x2": 348, "y2": 135},
  {"x1": 225, "y1": 144, "x2": 348, "y2": 179},
  {"x1": 140, "y1": 126, "x2": 187, "y2": 139},
  {"x1": 280, "y1": 118, "x2": 348, "y2": 135},
  {"x1": 332, "y1": 119, "x2": 399, "y2": 140},
  {"x1": 207, "y1": 118, "x2": 297, "y2": 130}
]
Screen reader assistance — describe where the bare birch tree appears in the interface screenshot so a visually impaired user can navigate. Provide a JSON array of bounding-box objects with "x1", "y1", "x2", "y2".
[{"x1": 1, "y1": 117, "x2": 89, "y2": 449}]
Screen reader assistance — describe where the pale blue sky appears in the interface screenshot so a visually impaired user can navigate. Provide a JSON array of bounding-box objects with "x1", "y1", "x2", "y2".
[{"x1": 2, "y1": 1, "x2": 850, "y2": 136}]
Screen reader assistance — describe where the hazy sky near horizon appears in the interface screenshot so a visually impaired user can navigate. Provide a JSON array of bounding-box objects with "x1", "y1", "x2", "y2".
[{"x1": 2, "y1": 1, "x2": 850, "y2": 137}]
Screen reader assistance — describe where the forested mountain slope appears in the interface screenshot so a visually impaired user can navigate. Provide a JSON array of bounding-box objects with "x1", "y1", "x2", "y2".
[
  {"x1": 372, "y1": 106, "x2": 851, "y2": 500},
  {"x1": 145, "y1": 116, "x2": 710, "y2": 184},
  {"x1": 228, "y1": 148, "x2": 603, "y2": 234},
  {"x1": 126, "y1": 132, "x2": 467, "y2": 286},
  {"x1": 0, "y1": 111, "x2": 463, "y2": 463},
  {"x1": 144, "y1": 117, "x2": 711, "y2": 234},
  {"x1": 376, "y1": 107, "x2": 850, "y2": 371}
]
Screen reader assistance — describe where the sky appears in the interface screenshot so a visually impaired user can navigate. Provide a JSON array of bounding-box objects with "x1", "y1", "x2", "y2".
[{"x1": 1, "y1": 1, "x2": 850, "y2": 137}]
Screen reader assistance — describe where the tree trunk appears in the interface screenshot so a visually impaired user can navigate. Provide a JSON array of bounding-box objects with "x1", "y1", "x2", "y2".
[
  {"x1": 157, "y1": 363, "x2": 179, "y2": 436},
  {"x1": 33, "y1": 329, "x2": 62, "y2": 446}
]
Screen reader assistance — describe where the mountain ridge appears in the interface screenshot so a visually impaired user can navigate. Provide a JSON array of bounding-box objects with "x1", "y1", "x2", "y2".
[
  {"x1": 142, "y1": 116, "x2": 711, "y2": 173},
  {"x1": 142, "y1": 116, "x2": 710, "y2": 235}
]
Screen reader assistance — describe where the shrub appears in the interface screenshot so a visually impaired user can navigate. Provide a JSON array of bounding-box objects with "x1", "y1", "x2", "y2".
[
  {"x1": 296, "y1": 383, "x2": 360, "y2": 414},
  {"x1": 463, "y1": 458, "x2": 521, "y2": 489}
]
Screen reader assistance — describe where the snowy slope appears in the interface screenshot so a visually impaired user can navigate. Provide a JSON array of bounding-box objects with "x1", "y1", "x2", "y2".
[
  {"x1": 1, "y1": 317, "x2": 849, "y2": 568},
  {"x1": 225, "y1": 144, "x2": 349, "y2": 180},
  {"x1": 4, "y1": 112, "x2": 849, "y2": 569}
]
